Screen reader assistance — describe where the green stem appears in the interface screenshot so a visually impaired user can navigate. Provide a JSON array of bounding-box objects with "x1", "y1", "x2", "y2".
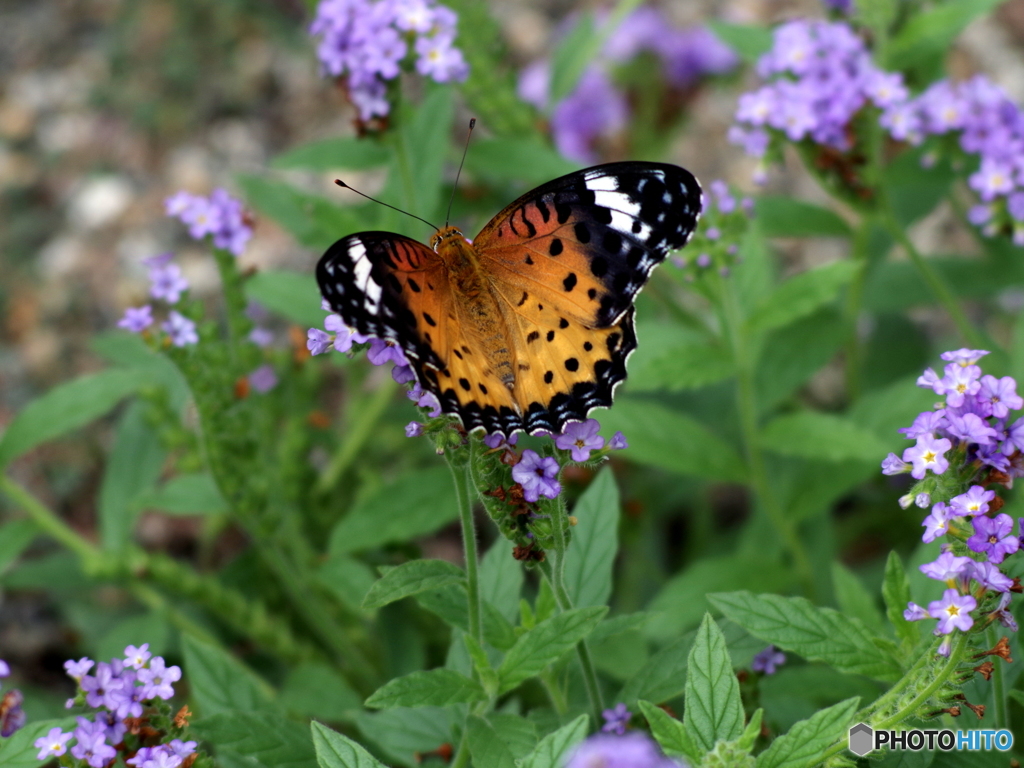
[
  {"x1": 449, "y1": 455, "x2": 483, "y2": 644},
  {"x1": 540, "y1": 670, "x2": 570, "y2": 716},
  {"x1": 450, "y1": 733, "x2": 471, "y2": 768},
  {"x1": 843, "y1": 219, "x2": 872, "y2": 401},
  {"x1": 718, "y1": 276, "x2": 815, "y2": 595},
  {"x1": 316, "y1": 378, "x2": 396, "y2": 494},
  {"x1": 987, "y1": 624, "x2": 1008, "y2": 729}
]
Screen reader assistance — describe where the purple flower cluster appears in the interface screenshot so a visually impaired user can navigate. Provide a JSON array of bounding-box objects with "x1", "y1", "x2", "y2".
[
  {"x1": 882, "y1": 350, "x2": 1022, "y2": 651},
  {"x1": 674, "y1": 180, "x2": 752, "y2": 279},
  {"x1": 751, "y1": 645, "x2": 786, "y2": 675},
  {"x1": 566, "y1": 731, "x2": 685, "y2": 768},
  {"x1": 35, "y1": 645, "x2": 192, "y2": 768},
  {"x1": 0, "y1": 659, "x2": 26, "y2": 738},
  {"x1": 117, "y1": 253, "x2": 200, "y2": 347},
  {"x1": 519, "y1": 8, "x2": 736, "y2": 162},
  {"x1": 729, "y1": 20, "x2": 907, "y2": 176},
  {"x1": 893, "y1": 76, "x2": 1024, "y2": 243},
  {"x1": 601, "y1": 702, "x2": 632, "y2": 735},
  {"x1": 513, "y1": 450, "x2": 561, "y2": 502},
  {"x1": 309, "y1": 0, "x2": 468, "y2": 121},
  {"x1": 165, "y1": 188, "x2": 253, "y2": 256}
]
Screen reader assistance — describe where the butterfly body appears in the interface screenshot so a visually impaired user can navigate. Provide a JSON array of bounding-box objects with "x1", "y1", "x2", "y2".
[{"x1": 317, "y1": 161, "x2": 702, "y2": 436}]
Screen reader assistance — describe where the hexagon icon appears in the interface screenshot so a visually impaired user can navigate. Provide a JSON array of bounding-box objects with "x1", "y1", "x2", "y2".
[{"x1": 848, "y1": 722, "x2": 874, "y2": 756}]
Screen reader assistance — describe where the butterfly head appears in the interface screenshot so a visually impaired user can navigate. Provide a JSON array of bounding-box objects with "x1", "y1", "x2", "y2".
[{"x1": 430, "y1": 226, "x2": 469, "y2": 253}]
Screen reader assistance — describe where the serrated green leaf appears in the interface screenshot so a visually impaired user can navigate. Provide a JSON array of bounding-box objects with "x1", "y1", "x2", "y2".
[
  {"x1": 467, "y1": 716, "x2": 517, "y2": 768},
  {"x1": 0, "y1": 368, "x2": 148, "y2": 468},
  {"x1": 831, "y1": 562, "x2": 884, "y2": 635},
  {"x1": 319, "y1": 554, "x2": 378, "y2": 615},
  {"x1": 133, "y1": 472, "x2": 226, "y2": 517},
  {"x1": 862, "y1": 257, "x2": 1005, "y2": 313},
  {"x1": 246, "y1": 270, "x2": 325, "y2": 328},
  {"x1": 362, "y1": 559, "x2": 465, "y2": 609},
  {"x1": 882, "y1": 551, "x2": 919, "y2": 649},
  {"x1": 329, "y1": 468, "x2": 458, "y2": 554},
  {"x1": 739, "y1": 709, "x2": 764, "y2": 751},
  {"x1": 756, "y1": 309, "x2": 846, "y2": 411},
  {"x1": 754, "y1": 697, "x2": 859, "y2": 768},
  {"x1": 183, "y1": 634, "x2": 274, "y2": 715},
  {"x1": 759, "y1": 411, "x2": 890, "y2": 462},
  {"x1": 463, "y1": 633, "x2": 499, "y2": 697},
  {"x1": 520, "y1": 714, "x2": 589, "y2": 768},
  {"x1": 90, "y1": 331, "x2": 190, "y2": 410},
  {"x1": 488, "y1": 713, "x2": 538, "y2": 759},
  {"x1": 563, "y1": 468, "x2": 619, "y2": 609},
  {"x1": 272, "y1": 137, "x2": 390, "y2": 171},
  {"x1": 548, "y1": 12, "x2": 599, "y2": 106},
  {"x1": 598, "y1": 398, "x2": 746, "y2": 482},
  {"x1": 312, "y1": 722, "x2": 389, "y2": 768},
  {"x1": 415, "y1": 584, "x2": 518, "y2": 650},
  {"x1": 709, "y1": 591, "x2": 901, "y2": 681},
  {"x1": 498, "y1": 606, "x2": 607, "y2": 693},
  {"x1": 745, "y1": 261, "x2": 860, "y2": 335},
  {"x1": 354, "y1": 707, "x2": 455, "y2": 767},
  {"x1": 192, "y1": 712, "x2": 316, "y2": 768},
  {"x1": 0, "y1": 718, "x2": 77, "y2": 768},
  {"x1": 887, "y1": 0, "x2": 1003, "y2": 71},
  {"x1": 464, "y1": 137, "x2": 578, "y2": 187},
  {"x1": 881, "y1": 148, "x2": 958, "y2": 228},
  {"x1": 626, "y1": 340, "x2": 735, "y2": 393},
  {"x1": 281, "y1": 662, "x2": 362, "y2": 721},
  {"x1": 0, "y1": 519, "x2": 37, "y2": 574},
  {"x1": 638, "y1": 700, "x2": 701, "y2": 762},
  {"x1": 707, "y1": 21, "x2": 773, "y2": 62},
  {"x1": 755, "y1": 197, "x2": 851, "y2": 238},
  {"x1": 364, "y1": 668, "x2": 485, "y2": 709},
  {"x1": 684, "y1": 614, "x2": 744, "y2": 752},
  {"x1": 619, "y1": 634, "x2": 691, "y2": 707}
]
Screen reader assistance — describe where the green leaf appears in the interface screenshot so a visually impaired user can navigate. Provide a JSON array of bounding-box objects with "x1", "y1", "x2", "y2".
[
  {"x1": 638, "y1": 700, "x2": 701, "y2": 762},
  {"x1": 488, "y1": 713, "x2": 538, "y2": 759},
  {"x1": 479, "y1": 540, "x2": 523, "y2": 622},
  {"x1": 0, "y1": 718, "x2": 77, "y2": 768},
  {"x1": 182, "y1": 634, "x2": 274, "y2": 715},
  {"x1": 362, "y1": 559, "x2": 465, "y2": 609},
  {"x1": 739, "y1": 709, "x2": 764, "y2": 751},
  {"x1": 191, "y1": 712, "x2": 316, "y2": 768},
  {"x1": 745, "y1": 261, "x2": 860, "y2": 335},
  {"x1": 280, "y1": 662, "x2": 362, "y2": 720},
  {"x1": 887, "y1": 0, "x2": 1004, "y2": 71},
  {"x1": 246, "y1": 270, "x2": 325, "y2": 328},
  {"x1": 854, "y1": 0, "x2": 898, "y2": 39},
  {"x1": 626, "y1": 340, "x2": 735, "y2": 393},
  {"x1": 754, "y1": 697, "x2": 859, "y2": 768},
  {"x1": 620, "y1": 634, "x2": 691, "y2": 707},
  {"x1": 0, "y1": 368, "x2": 147, "y2": 468},
  {"x1": 463, "y1": 633, "x2": 500, "y2": 697},
  {"x1": 415, "y1": 584, "x2": 518, "y2": 650},
  {"x1": 318, "y1": 554, "x2": 378, "y2": 615},
  {"x1": 237, "y1": 174, "x2": 366, "y2": 251},
  {"x1": 365, "y1": 668, "x2": 485, "y2": 709},
  {"x1": 755, "y1": 197, "x2": 851, "y2": 238},
  {"x1": 598, "y1": 398, "x2": 745, "y2": 482},
  {"x1": 548, "y1": 12, "x2": 599, "y2": 106},
  {"x1": 312, "y1": 722, "x2": 389, "y2": 768},
  {"x1": 831, "y1": 562, "x2": 884, "y2": 635},
  {"x1": 467, "y1": 716, "x2": 517, "y2": 768},
  {"x1": 465, "y1": 137, "x2": 579, "y2": 187},
  {"x1": 99, "y1": 402, "x2": 166, "y2": 549},
  {"x1": 329, "y1": 468, "x2": 458, "y2": 554},
  {"x1": 404, "y1": 85, "x2": 454, "y2": 222},
  {"x1": 684, "y1": 614, "x2": 744, "y2": 753},
  {"x1": 498, "y1": 606, "x2": 607, "y2": 693},
  {"x1": 756, "y1": 309, "x2": 846, "y2": 411},
  {"x1": 133, "y1": 473, "x2": 226, "y2": 517},
  {"x1": 91, "y1": 331, "x2": 190, "y2": 410},
  {"x1": 273, "y1": 137, "x2": 390, "y2": 171},
  {"x1": 0, "y1": 519, "x2": 37, "y2": 574},
  {"x1": 354, "y1": 707, "x2": 455, "y2": 767},
  {"x1": 519, "y1": 714, "x2": 589, "y2": 768},
  {"x1": 96, "y1": 612, "x2": 171, "y2": 665},
  {"x1": 759, "y1": 411, "x2": 890, "y2": 462},
  {"x1": 881, "y1": 148, "x2": 957, "y2": 228},
  {"x1": 882, "y1": 551, "x2": 918, "y2": 649},
  {"x1": 709, "y1": 591, "x2": 901, "y2": 681},
  {"x1": 563, "y1": 468, "x2": 619, "y2": 608},
  {"x1": 707, "y1": 21, "x2": 773, "y2": 62}
]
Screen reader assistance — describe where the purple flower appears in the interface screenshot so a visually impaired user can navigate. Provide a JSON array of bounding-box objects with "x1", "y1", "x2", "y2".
[
  {"x1": 919, "y1": 551, "x2": 973, "y2": 582},
  {"x1": 162, "y1": 311, "x2": 199, "y2": 347},
  {"x1": 307, "y1": 328, "x2": 332, "y2": 356},
  {"x1": 169, "y1": 739, "x2": 198, "y2": 759},
  {"x1": 904, "y1": 602, "x2": 928, "y2": 621},
  {"x1": 405, "y1": 422, "x2": 423, "y2": 437},
  {"x1": 366, "y1": 337, "x2": 408, "y2": 367},
  {"x1": 71, "y1": 722, "x2": 117, "y2": 768},
  {"x1": 165, "y1": 188, "x2": 252, "y2": 256},
  {"x1": 566, "y1": 732, "x2": 682, "y2": 768},
  {"x1": 249, "y1": 327, "x2": 274, "y2": 347},
  {"x1": 914, "y1": 493, "x2": 932, "y2": 508},
  {"x1": 324, "y1": 314, "x2": 366, "y2": 353},
  {"x1": 391, "y1": 364, "x2": 415, "y2": 384},
  {"x1": 512, "y1": 450, "x2": 561, "y2": 502},
  {"x1": 549, "y1": 67, "x2": 628, "y2": 164},
  {"x1": 601, "y1": 702, "x2": 631, "y2": 735},
  {"x1": 118, "y1": 305, "x2": 154, "y2": 333},
  {"x1": 899, "y1": 410, "x2": 947, "y2": 439},
  {"x1": 555, "y1": 419, "x2": 605, "y2": 461},
  {"x1": 966, "y1": 513, "x2": 1019, "y2": 563},
  {"x1": 941, "y1": 349, "x2": 990, "y2": 366},
  {"x1": 751, "y1": 645, "x2": 786, "y2": 674},
  {"x1": 148, "y1": 263, "x2": 189, "y2": 304},
  {"x1": 928, "y1": 588, "x2": 977, "y2": 634},
  {"x1": 990, "y1": 593, "x2": 1018, "y2": 631},
  {"x1": 95, "y1": 708, "x2": 127, "y2": 745},
  {"x1": 945, "y1": 412, "x2": 998, "y2": 444},
  {"x1": 969, "y1": 157, "x2": 1016, "y2": 202},
  {"x1": 81, "y1": 662, "x2": 125, "y2": 710},
  {"x1": 921, "y1": 502, "x2": 952, "y2": 543},
  {"x1": 949, "y1": 485, "x2": 996, "y2": 517},
  {"x1": 137, "y1": 656, "x2": 181, "y2": 700},
  {"x1": 414, "y1": 33, "x2": 468, "y2": 82},
  {"x1": 970, "y1": 561, "x2": 1013, "y2": 592},
  {"x1": 408, "y1": 385, "x2": 443, "y2": 417},
  {"x1": 609, "y1": 431, "x2": 628, "y2": 450},
  {"x1": 125, "y1": 643, "x2": 151, "y2": 670},
  {"x1": 880, "y1": 452, "x2": 910, "y2": 475},
  {"x1": 979, "y1": 375, "x2": 1023, "y2": 418},
  {"x1": 64, "y1": 657, "x2": 94, "y2": 680},
  {"x1": 34, "y1": 727, "x2": 73, "y2": 761},
  {"x1": 902, "y1": 434, "x2": 952, "y2": 479},
  {"x1": 935, "y1": 363, "x2": 982, "y2": 407},
  {"x1": 483, "y1": 433, "x2": 519, "y2": 450},
  {"x1": 248, "y1": 364, "x2": 278, "y2": 393},
  {"x1": 0, "y1": 660, "x2": 8, "y2": 678}
]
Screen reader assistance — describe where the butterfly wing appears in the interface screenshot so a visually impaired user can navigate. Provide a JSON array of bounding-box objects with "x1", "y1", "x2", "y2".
[{"x1": 472, "y1": 162, "x2": 702, "y2": 432}]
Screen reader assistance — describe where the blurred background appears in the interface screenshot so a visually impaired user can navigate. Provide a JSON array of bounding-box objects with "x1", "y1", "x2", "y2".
[{"x1": 3, "y1": 0, "x2": 1024, "y2": 718}]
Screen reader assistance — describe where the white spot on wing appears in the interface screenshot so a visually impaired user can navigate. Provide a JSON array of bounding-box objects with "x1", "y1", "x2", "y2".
[{"x1": 592, "y1": 189, "x2": 640, "y2": 217}]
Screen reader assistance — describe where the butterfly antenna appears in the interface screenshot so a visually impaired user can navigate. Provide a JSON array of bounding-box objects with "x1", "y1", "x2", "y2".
[
  {"x1": 445, "y1": 118, "x2": 476, "y2": 227},
  {"x1": 334, "y1": 180, "x2": 439, "y2": 232}
]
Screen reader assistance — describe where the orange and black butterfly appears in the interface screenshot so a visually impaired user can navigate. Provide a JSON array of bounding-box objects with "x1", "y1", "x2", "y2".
[
  {"x1": 316, "y1": 161, "x2": 701, "y2": 436},
  {"x1": 0, "y1": 688, "x2": 25, "y2": 737}
]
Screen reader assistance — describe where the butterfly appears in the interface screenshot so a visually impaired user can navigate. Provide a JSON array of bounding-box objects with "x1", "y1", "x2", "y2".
[{"x1": 316, "y1": 161, "x2": 702, "y2": 437}]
